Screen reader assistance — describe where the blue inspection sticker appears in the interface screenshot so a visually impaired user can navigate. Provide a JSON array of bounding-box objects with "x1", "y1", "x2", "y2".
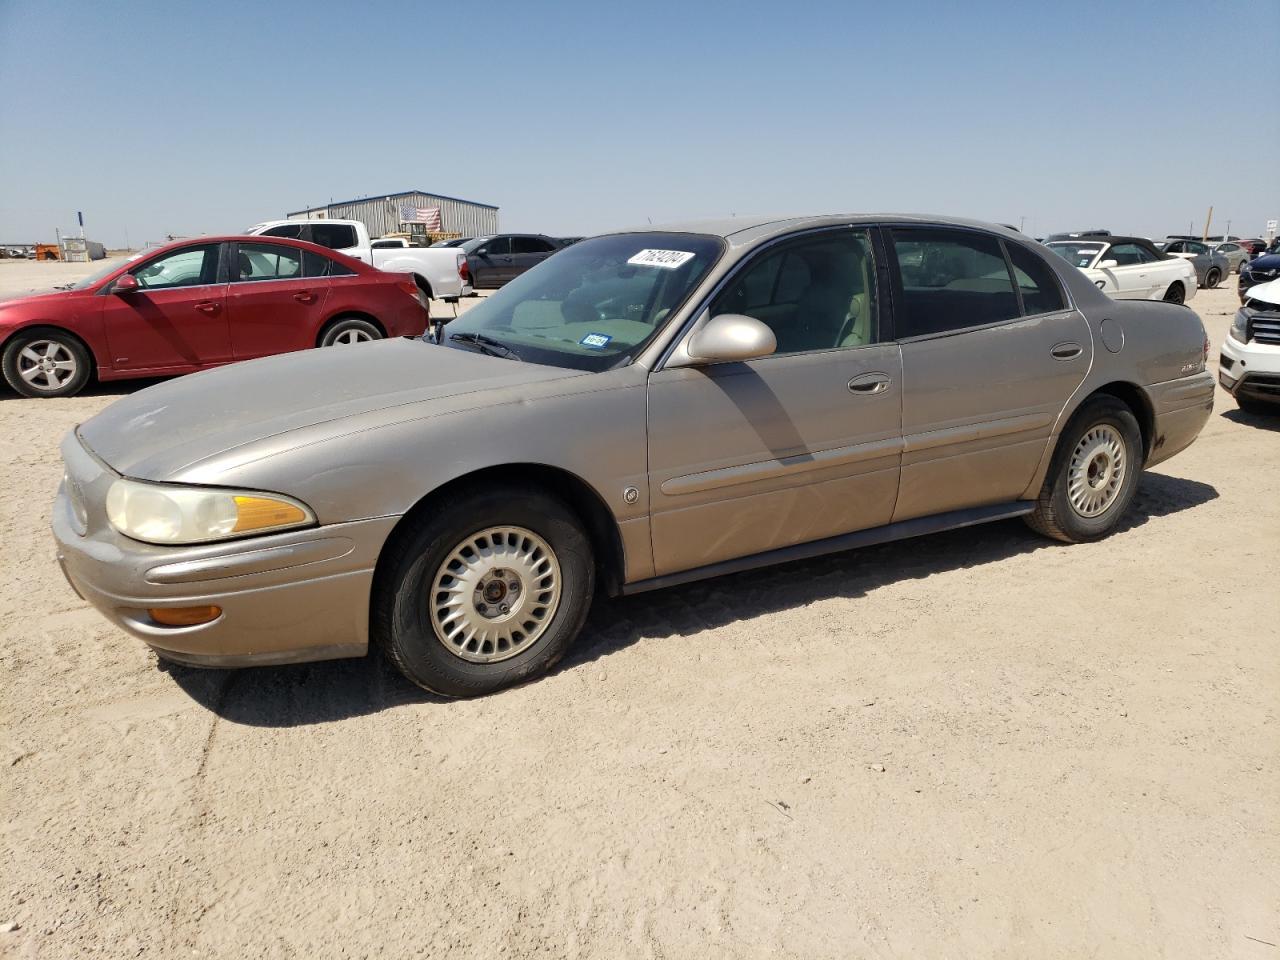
[{"x1": 579, "y1": 333, "x2": 612, "y2": 349}]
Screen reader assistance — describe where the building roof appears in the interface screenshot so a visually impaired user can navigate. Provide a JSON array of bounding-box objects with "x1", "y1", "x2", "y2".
[{"x1": 287, "y1": 189, "x2": 499, "y2": 217}]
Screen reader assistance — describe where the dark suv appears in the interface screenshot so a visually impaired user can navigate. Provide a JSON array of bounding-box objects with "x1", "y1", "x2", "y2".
[
  {"x1": 461, "y1": 234, "x2": 563, "y2": 289},
  {"x1": 1239, "y1": 239, "x2": 1280, "y2": 302}
]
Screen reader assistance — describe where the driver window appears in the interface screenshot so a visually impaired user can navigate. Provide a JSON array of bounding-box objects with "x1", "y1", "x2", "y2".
[
  {"x1": 482, "y1": 237, "x2": 512, "y2": 255},
  {"x1": 710, "y1": 230, "x2": 877, "y2": 355},
  {"x1": 130, "y1": 244, "x2": 220, "y2": 290}
]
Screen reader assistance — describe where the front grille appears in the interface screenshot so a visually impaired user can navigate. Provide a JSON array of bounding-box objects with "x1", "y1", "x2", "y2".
[{"x1": 1248, "y1": 311, "x2": 1280, "y2": 345}]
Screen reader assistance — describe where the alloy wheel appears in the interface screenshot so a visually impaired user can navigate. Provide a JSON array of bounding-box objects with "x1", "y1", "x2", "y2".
[
  {"x1": 1067, "y1": 424, "x2": 1127, "y2": 518},
  {"x1": 332, "y1": 328, "x2": 373, "y2": 345},
  {"x1": 17, "y1": 340, "x2": 78, "y2": 392},
  {"x1": 429, "y1": 526, "x2": 562, "y2": 664}
]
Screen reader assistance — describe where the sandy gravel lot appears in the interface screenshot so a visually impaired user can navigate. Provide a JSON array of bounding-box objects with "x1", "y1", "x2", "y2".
[{"x1": 1, "y1": 265, "x2": 1276, "y2": 958}]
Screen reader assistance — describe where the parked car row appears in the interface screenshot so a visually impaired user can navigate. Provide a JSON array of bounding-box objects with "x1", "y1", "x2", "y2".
[{"x1": 1045, "y1": 236, "x2": 1199, "y2": 303}]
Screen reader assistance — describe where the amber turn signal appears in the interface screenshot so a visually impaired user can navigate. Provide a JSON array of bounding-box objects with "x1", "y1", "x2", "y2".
[
  {"x1": 232, "y1": 496, "x2": 308, "y2": 534},
  {"x1": 149, "y1": 605, "x2": 222, "y2": 627}
]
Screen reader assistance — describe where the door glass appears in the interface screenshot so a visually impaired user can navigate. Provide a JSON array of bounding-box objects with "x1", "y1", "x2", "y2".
[
  {"x1": 302, "y1": 249, "x2": 354, "y2": 278},
  {"x1": 235, "y1": 242, "x2": 303, "y2": 282},
  {"x1": 482, "y1": 237, "x2": 512, "y2": 255},
  {"x1": 511, "y1": 237, "x2": 555, "y2": 254},
  {"x1": 309, "y1": 223, "x2": 358, "y2": 249},
  {"x1": 262, "y1": 224, "x2": 304, "y2": 239},
  {"x1": 131, "y1": 244, "x2": 220, "y2": 290},
  {"x1": 890, "y1": 229, "x2": 1017, "y2": 336},
  {"x1": 711, "y1": 230, "x2": 877, "y2": 354},
  {"x1": 1006, "y1": 244, "x2": 1066, "y2": 315},
  {"x1": 1106, "y1": 243, "x2": 1149, "y2": 266}
]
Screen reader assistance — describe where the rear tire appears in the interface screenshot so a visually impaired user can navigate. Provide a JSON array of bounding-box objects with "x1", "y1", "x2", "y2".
[
  {"x1": 1025, "y1": 396, "x2": 1143, "y2": 543},
  {"x1": 372, "y1": 485, "x2": 595, "y2": 697},
  {"x1": 1205, "y1": 269, "x2": 1221, "y2": 289},
  {"x1": 2, "y1": 328, "x2": 92, "y2": 398},
  {"x1": 318, "y1": 316, "x2": 382, "y2": 347},
  {"x1": 1162, "y1": 282, "x2": 1185, "y2": 304}
]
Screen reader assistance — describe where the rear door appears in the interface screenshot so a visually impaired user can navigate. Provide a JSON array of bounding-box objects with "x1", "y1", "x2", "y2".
[
  {"x1": 225, "y1": 241, "x2": 331, "y2": 359},
  {"x1": 887, "y1": 226, "x2": 1092, "y2": 521},
  {"x1": 99, "y1": 242, "x2": 232, "y2": 372},
  {"x1": 646, "y1": 226, "x2": 902, "y2": 575}
]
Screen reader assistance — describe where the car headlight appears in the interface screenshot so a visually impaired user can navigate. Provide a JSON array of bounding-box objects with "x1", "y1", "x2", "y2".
[
  {"x1": 105, "y1": 478, "x2": 314, "y2": 545},
  {"x1": 1230, "y1": 310, "x2": 1249, "y2": 344}
]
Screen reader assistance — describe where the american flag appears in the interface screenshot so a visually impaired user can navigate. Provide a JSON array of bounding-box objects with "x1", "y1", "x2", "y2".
[{"x1": 399, "y1": 204, "x2": 442, "y2": 230}]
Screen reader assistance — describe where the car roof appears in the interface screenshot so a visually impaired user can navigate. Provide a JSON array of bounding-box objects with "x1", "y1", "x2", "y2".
[
  {"x1": 611, "y1": 213, "x2": 1027, "y2": 248},
  {"x1": 142, "y1": 235, "x2": 374, "y2": 272}
]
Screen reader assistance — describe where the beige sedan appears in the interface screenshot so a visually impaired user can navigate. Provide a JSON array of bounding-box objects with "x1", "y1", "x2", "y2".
[{"x1": 54, "y1": 215, "x2": 1215, "y2": 696}]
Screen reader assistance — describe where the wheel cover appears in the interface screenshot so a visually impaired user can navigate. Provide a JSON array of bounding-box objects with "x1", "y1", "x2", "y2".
[
  {"x1": 1164, "y1": 285, "x2": 1183, "y2": 303},
  {"x1": 331, "y1": 327, "x2": 373, "y2": 345},
  {"x1": 1067, "y1": 424, "x2": 1127, "y2": 518},
  {"x1": 429, "y1": 526, "x2": 562, "y2": 664},
  {"x1": 17, "y1": 340, "x2": 77, "y2": 391}
]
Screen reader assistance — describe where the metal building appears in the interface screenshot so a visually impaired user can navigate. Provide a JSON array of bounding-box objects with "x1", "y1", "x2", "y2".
[{"x1": 286, "y1": 189, "x2": 499, "y2": 242}]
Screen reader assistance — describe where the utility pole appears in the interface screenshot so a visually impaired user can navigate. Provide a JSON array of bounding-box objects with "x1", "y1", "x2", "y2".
[{"x1": 1202, "y1": 205, "x2": 1213, "y2": 242}]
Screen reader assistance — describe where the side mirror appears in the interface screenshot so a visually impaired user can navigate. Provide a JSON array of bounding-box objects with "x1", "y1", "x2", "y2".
[
  {"x1": 683, "y1": 313, "x2": 777, "y2": 364},
  {"x1": 475, "y1": 248, "x2": 489, "y2": 258},
  {"x1": 1098, "y1": 259, "x2": 1119, "y2": 269},
  {"x1": 113, "y1": 273, "x2": 140, "y2": 294}
]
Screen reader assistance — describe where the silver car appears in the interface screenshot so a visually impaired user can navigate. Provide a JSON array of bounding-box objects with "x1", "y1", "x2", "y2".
[
  {"x1": 1211, "y1": 241, "x2": 1250, "y2": 275},
  {"x1": 1162, "y1": 239, "x2": 1232, "y2": 288},
  {"x1": 53, "y1": 215, "x2": 1215, "y2": 697}
]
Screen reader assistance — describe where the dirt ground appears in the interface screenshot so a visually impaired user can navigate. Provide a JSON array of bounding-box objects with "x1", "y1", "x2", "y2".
[{"x1": 1, "y1": 263, "x2": 1277, "y2": 959}]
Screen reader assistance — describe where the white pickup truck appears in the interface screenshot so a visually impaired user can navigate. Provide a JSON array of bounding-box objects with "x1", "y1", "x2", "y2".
[{"x1": 245, "y1": 219, "x2": 471, "y2": 301}]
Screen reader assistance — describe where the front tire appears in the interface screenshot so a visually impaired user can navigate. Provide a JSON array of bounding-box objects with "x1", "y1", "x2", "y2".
[
  {"x1": 2, "y1": 328, "x2": 92, "y2": 398},
  {"x1": 1205, "y1": 269, "x2": 1221, "y2": 289},
  {"x1": 319, "y1": 316, "x2": 382, "y2": 347},
  {"x1": 1162, "y1": 282, "x2": 1185, "y2": 304},
  {"x1": 1025, "y1": 396, "x2": 1143, "y2": 543},
  {"x1": 373, "y1": 486, "x2": 595, "y2": 697}
]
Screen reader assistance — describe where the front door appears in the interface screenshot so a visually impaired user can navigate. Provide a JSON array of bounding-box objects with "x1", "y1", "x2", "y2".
[
  {"x1": 100, "y1": 242, "x2": 232, "y2": 372},
  {"x1": 646, "y1": 227, "x2": 902, "y2": 576},
  {"x1": 509, "y1": 236, "x2": 558, "y2": 280},
  {"x1": 886, "y1": 226, "x2": 1092, "y2": 521},
  {"x1": 226, "y1": 241, "x2": 331, "y2": 359},
  {"x1": 473, "y1": 236, "x2": 513, "y2": 287},
  {"x1": 1100, "y1": 242, "x2": 1159, "y2": 298}
]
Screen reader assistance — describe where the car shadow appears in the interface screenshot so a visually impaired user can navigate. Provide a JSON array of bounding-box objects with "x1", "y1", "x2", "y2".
[
  {"x1": 1221, "y1": 407, "x2": 1280, "y2": 432},
  {"x1": 0, "y1": 376, "x2": 168, "y2": 401},
  {"x1": 165, "y1": 471, "x2": 1218, "y2": 727}
]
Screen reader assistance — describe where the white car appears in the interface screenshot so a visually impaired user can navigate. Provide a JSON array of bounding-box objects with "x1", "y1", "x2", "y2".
[
  {"x1": 1219, "y1": 277, "x2": 1280, "y2": 413},
  {"x1": 1045, "y1": 236, "x2": 1198, "y2": 304},
  {"x1": 245, "y1": 219, "x2": 472, "y2": 301}
]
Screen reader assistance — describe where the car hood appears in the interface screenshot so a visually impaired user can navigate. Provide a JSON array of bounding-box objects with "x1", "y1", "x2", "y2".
[
  {"x1": 1245, "y1": 277, "x2": 1280, "y2": 307},
  {"x1": 78, "y1": 338, "x2": 585, "y2": 479},
  {"x1": 0, "y1": 288, "x2": 84, "y2": 308}
]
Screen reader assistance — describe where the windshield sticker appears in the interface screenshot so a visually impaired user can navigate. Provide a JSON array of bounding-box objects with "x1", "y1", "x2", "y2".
[
  {"x1": 627, "y1": 249, "x2": 696, "y2": 269},
  {"x1": 579, "y1": 333, "x2": 612, "y2": 349}
]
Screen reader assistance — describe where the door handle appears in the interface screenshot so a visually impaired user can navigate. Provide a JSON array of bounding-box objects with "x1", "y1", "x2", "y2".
[
  {"x1": 293, "y1": 292, "x2": 316, "y2": 303},
  {"x1": 1051, "y1": 342, "x2": 1083, "y2": 361},
  {"x1": 848, "y1": 372, "x2": 891, "y2": 395},
  {"x1": 194, "y1": 301, "x2": 220, "y2": 314}
]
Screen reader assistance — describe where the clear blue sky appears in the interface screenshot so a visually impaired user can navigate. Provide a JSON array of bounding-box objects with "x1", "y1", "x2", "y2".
[{"x1": 1, "y1": 0, "x2": 1276, "y2": 247}]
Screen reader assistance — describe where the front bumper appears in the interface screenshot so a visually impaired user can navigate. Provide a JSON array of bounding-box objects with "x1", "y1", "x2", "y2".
[
  {"x1": 1219, "y1": 336, "x2": 1280, "y2": 405},
  {"x1": 53, "y1": 432, "x2": 399, "y2": 667}
]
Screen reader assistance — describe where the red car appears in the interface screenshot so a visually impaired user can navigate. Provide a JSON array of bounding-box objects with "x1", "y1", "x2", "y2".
[{"x1": 0, "y1": 235, "x2": 429, "y2": 398}]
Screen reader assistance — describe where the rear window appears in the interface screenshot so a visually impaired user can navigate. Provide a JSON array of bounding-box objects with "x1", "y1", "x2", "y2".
[
  {"x1": 261, "y1": 224, "x2": 303, "y2": 239},
  {"x1": 302, "y1": 249, "x2": 355, "y2": 278},
  {"x1": 1007, "y1": 244, "x2": 1066, "y2": 315}
]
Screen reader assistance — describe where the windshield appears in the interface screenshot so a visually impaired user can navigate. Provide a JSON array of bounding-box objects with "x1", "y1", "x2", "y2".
[
  {"x1": 443, "y1": 232, "x2": 724, "y2": 371},
  {"x1": 1046, "y1": 242, "x2": 1105, "y2": 269},
  {"x1": 70, "y1": 250, "x2": 145, "y2": 290}
]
